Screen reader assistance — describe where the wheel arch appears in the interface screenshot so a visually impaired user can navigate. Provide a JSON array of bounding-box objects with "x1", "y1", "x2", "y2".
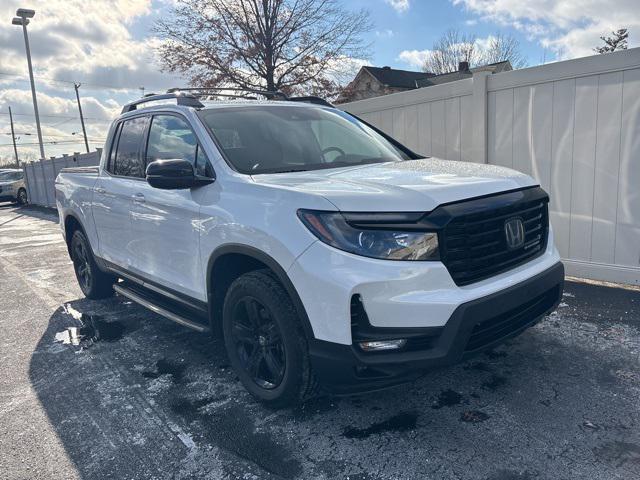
[
  {"x1": 63, "y1": 213, "x2": 102, "y2": 266},
  {"x1": 206, "y1": 244, "x2": 314, "y2": 340},
  {"x1": 63, "y1": 213, "x2": 85, "y2": 253}
]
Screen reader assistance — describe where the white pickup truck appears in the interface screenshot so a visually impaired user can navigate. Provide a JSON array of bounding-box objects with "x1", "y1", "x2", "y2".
[{"x1": 55, "y1": 90, "x2": 563, "y2": 406}]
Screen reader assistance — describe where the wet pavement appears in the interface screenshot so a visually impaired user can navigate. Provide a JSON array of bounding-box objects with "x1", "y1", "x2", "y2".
[{"x1": 0, "y1": 203, "x2": 639, "y2": 480}]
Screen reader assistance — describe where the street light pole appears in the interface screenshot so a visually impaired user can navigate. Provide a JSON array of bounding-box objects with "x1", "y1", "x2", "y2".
[
  {"x1": 12, "y1": 9, "x2": 45, "y2": 160},
  {"x1": 8, "y1": 106, "x2": 19, "y2": 166},
  {"x1": 74, "y1": 83, "x2": 90, "y2": 153}
]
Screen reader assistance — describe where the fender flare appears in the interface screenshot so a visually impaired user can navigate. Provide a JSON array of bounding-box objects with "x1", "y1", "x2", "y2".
[
  {"x1": 63, "y1": 212, "x2": 108, "y2": 270},
  {"x1": 206, "y1": 244, "x2": 315, "y2": 340}
]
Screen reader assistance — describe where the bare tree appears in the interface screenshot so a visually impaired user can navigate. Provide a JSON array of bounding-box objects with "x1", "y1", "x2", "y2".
[
  {"x1": 594, "y1": 29, "x2": 628, "y2": 54},
  {"x1": 423, "y1": 29, "x2": 477, "y2": 75},
  {"x1": 423, "y1": 29, "x2": 526, "y2": 74},
  {"x1": 478, "y1": 34, "x2": 527, "y2": 69},
  {"x1": 154, "y1": 0, "x2": 372, "y2": 98}
]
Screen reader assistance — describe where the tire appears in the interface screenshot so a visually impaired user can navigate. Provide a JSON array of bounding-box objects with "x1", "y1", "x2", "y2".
[
  {"x1": 16, "y1": 188, "x2": 27, "y2": 206},
  {"x1": 70, "y1": 229, "x2": 115, "y2": 299},
  {"x1": 222, "y1": 270, "x2": 316, "y2": 407}
]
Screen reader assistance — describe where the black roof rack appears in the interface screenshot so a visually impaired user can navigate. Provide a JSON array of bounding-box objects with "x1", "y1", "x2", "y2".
[
  {"x1": 121, "y1": 88, "x2": 334, "y2": 114},
  {"x1": 287, "y1": 96, "x2": 335, "y2": 108},
  {"x1": 167, "y1": 87, "x2": 289, "y2": 100},
  {"x1": 121, "y1": 93, "x2": 204, "y2": 114}
]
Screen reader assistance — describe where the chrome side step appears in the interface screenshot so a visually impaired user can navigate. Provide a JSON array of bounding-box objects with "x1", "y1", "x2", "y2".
[{"x1": 114, "y1": 283, "x2": 210, "y2": 333}]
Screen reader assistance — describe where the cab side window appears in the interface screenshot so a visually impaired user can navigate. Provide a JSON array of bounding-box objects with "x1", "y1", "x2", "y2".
[
  {"x1": 111, "y1": 117, "x2": 147, "y2": 178},
  {"x1": 146, "y1": 115, "x2": 213, "y2": 177}
]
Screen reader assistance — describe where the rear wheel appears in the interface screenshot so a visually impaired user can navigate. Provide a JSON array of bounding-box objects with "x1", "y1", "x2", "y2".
[
  {"x1": 222, "y1": 270, "x2": 316, "y2": 407},
  {"x1": 70, "y1": 230, "x2": 114, "y2": 299},
  {"x1": 16, "y1": 188, "x2": 27, "y2": 205}
]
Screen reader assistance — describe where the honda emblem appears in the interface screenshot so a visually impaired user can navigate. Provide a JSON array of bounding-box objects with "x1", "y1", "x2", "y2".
[{"x1": 504, "y1": 217, "x2": 525, "y2": 250}]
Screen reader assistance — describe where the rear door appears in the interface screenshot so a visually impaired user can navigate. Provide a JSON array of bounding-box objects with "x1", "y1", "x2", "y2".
[
  {"x1": 128, "y1": 113, "x2": 214, "y2": 301},
  {"x1": 93, "y1": 116, "x2": 148, "y2": 267}
]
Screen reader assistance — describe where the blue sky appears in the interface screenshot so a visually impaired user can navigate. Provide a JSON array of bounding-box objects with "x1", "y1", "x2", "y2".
[
  {"x1": 358, "y1": 0, "x2": 548, "y2": 69},
  {"x1": 0, "y1": 0, "x2": 638, "y2": 162}
]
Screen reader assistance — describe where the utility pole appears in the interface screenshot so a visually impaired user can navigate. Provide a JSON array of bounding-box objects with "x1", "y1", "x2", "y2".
[
  {"x1": 12, "y1": 9, "x2": 45, "y2": 160},
  {"x1": 74, "y1": 83, "x2": 90, "y2": 153},
  {"x1": 8, "y1": 106, "x2": 19, "y2": 166}
]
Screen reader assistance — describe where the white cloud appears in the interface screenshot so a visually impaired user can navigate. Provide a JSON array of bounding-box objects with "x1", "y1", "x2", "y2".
[
  {"x1": 385, "y1": 0, "x2": 410, "y2": 14},
  {"x1": 376, "y1": 29, "x2": 395, "y2": 38},
  {"x1": 0, "y1": 0, "x2": 184, "y2": 162},
  {"x1": 474, "y1": 34, "x2": 496, "y2": 52},
  {"x1": 453, "y1": 0, "x2": 640, "y2": 59},
  {"x1": 397, "y1": 49, "x2": 432, "y2": 69}
]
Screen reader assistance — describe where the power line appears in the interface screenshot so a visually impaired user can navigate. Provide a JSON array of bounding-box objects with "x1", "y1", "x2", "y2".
[
  {"x1": 0, "y1": 112, "x2": 112, "y2": 126},
  {"x1": 0, "y1": 139, "x2": 105, "y2": 147},
  {"x1": 0, "y1": 111, "x2": 107, "y2": 121},
  {"x1": 0, "y1": 70, "x2": 150, "y2": 92},
  {"x1": 2, "y1": 132, "x2": 99, "y2": 138}
]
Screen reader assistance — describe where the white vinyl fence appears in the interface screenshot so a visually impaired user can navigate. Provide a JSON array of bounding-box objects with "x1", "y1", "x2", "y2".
[
  {"x1": 22, "y1": 150, "x2": 102, "y2": 208},
  {"x1": 342, "y1": 48, "x2": 640, "y2": 286}
]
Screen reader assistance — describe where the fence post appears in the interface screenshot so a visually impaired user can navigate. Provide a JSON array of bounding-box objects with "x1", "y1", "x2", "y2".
[
  {"x1": 471, "y1": 71, "x2": 490, "y2": 164},
  {"x1": 29, "y1": 161, "x2": 41, "y2": 205},
  {"x1": 39, "y1": 158, "x2": 51, "y2": 207}
]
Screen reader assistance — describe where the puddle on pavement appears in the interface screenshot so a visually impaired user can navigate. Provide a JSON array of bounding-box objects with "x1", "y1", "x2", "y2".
[
  {"x1": 432, "y1": 389, "x2": 464, "y2": 409},
  {"x1": 343, "y1": 411, "x2": 419, "y2": 439},
  {"x1": 54, "y1": 304, "x2": 125, "y2": 348}
]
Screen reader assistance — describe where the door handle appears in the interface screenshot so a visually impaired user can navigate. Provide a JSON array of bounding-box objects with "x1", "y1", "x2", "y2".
[
  {"x1": 132, "y1": 193, "x2": 145, "y2": 203},
  {"x1": 95, "y1": 187, "x2": 106, "y2": 194}
]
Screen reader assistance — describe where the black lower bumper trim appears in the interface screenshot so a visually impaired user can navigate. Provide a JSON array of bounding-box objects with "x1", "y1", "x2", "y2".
[{"x1": 309, "y1": 261, "x2": 564, "y2": 394}]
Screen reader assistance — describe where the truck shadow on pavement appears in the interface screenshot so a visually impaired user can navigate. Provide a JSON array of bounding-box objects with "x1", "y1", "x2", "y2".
[
  {"x1": 28, "y1": 283, "x2": 640, "y2": 480},
  {"x1": 0, "y1": 203, "x2": 59, "y2": 225}
]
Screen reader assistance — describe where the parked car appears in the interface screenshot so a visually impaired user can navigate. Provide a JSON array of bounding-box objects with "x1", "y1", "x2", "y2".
[
  {"x1": 55, "y1": 90, "x2": 564, "y2": 406},
  {"x1": 0, "y1": 169, "x2": 28, "y2": 205}
]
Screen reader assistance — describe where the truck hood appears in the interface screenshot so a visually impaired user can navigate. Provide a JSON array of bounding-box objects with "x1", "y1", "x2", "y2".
[{"x1": 251, "y1": 158, "x2": 537, "y2": 212}]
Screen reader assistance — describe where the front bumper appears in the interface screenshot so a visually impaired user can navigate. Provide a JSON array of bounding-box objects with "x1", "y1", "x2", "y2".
[
  {"x1": 289, "y1": 226, "x2": 561, "y2": 345},
  {"x1": 309, "y1": 261, "x2": 564, "y2": 393}
]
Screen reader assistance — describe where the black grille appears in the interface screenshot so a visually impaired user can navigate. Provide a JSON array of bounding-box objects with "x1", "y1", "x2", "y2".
[
  {"x1": 464, "y1": 285, "x2": 559, "y2": 353},
  {"x1": 439, "y1": 187, "x2": 549, "y2": 286}
]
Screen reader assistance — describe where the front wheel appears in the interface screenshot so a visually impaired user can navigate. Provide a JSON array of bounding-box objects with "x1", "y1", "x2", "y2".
[
  {"x1": 222, "y1": 270, "x2": 316, "y2": 407},
  {"x1": 70, "y1": 230, "x2": 115, "y2": 299},
  {"x1": 16, "y1": 188, "x2": 27, "y2": 205}
]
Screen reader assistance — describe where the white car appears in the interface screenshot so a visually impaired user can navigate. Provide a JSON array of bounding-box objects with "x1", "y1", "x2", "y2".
[
  {"x1": 55, "y1": 90, "x2": 563, "y2": 406},
  {"x1": 0, "y1": 169, "x2": 28, "y2": 205}
]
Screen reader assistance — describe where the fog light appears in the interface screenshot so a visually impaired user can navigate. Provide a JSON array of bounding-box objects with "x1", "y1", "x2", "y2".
[{"x1": 358, "y1": 339, "x2": 407, "y2": 352}]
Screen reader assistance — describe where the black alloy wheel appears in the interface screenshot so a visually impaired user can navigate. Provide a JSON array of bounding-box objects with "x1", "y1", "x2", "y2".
[
  {"x1": 72, "y1": 237, "x2": 93, "y2": 293},
  {"x1": 69, "y1": 230, "x2": 114, "y2": 299},
  {"x1": 230, "y1": 296, "x2": 286, "y2": 389},
  {"x1": 222, "y1": 270, "x2": 316, "y2": 406}
]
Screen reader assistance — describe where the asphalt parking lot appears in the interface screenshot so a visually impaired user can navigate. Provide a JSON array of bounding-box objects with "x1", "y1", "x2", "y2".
[{"x1": 0, "y1": 203, "x2": 639, "y2": 480}]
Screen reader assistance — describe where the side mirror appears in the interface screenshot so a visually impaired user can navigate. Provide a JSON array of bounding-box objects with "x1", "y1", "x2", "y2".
[{"x1": 145, "y1": 159, "x2": 213, "y2": 190}]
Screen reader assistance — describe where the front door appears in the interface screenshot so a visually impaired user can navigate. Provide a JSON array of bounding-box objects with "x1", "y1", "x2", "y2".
[
  {"x1": 93, "y1": 116, "x2": 148, "y2": 268},
  {"x1": 128, "y1": 113, "x2": 214, "y2": 301}
]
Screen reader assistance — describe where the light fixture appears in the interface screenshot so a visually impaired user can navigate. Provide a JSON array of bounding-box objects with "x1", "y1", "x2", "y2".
[{"x1": 358, "y1": 339, "x2": 407, "y2": 352}]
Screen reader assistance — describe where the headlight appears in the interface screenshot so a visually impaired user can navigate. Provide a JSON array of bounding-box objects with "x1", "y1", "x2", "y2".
[{"x1": 297, "y1": 209, "x2": 439, "y2": 261}]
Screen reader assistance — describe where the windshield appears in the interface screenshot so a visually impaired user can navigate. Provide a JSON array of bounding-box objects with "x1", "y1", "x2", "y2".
[
  {"x1": 199, "y1": 105, "x2": 412, "y2": 174},
  {"x1": 0, "y1": 171, "x2": 22, "y2": 181}
]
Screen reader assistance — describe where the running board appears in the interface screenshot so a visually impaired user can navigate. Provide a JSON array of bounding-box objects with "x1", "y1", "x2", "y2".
[{"x1": 114, "y1": 283, "x2": 210, "y2": 333}]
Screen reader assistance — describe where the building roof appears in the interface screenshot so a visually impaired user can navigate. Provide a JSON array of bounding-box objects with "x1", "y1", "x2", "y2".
[
  {"x1": 362, "y1": 66, "x2": 435, "y2": 89},
  {"x1": 415, "y1": 61, "x2": 512, "y2": 88}
]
